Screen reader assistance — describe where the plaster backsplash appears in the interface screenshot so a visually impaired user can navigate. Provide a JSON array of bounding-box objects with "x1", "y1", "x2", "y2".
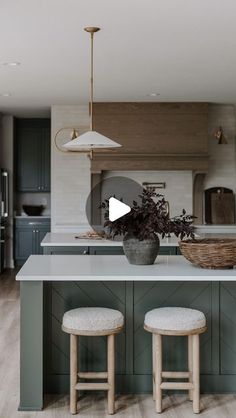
[
  {"x1": 103, "y1": 171, "x2": 193, "y2": 217},
  {"x1": 51, "y1": 105, "x2": 91, "y2": 232}
]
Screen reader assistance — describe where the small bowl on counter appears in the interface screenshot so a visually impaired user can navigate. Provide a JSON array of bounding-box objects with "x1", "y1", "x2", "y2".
[
  {"x1": 179, "y1": 238, "x2": 236, "y2": 269},
  {"x1": 22, "y1": 204, "x2": 44, "y2": 216}
]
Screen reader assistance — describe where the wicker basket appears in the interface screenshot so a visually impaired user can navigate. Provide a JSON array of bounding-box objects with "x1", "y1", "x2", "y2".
[{"x1": 179, "y1": 238, "x2": 236, "y2": 269}]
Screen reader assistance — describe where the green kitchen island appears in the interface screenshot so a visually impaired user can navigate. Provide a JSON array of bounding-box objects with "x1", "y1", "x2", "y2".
[{"x1": 16, "y1": 254, "x2": 236, "y2": 411}]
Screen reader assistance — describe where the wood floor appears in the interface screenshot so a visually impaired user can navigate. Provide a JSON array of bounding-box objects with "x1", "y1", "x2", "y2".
[{"x1": 1, "y1": 270, "x2": 236, "y2": 418}]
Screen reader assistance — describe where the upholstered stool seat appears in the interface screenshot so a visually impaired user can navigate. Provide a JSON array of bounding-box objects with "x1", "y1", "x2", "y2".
[
  {"x1": 62, "y1": 307, "x2": 124, "y2": 415},
  {"x1": 144, "y1": 307, "x2": 206, "y2": 333},
  {"x1": 144, "y1": 307, "x2": 207, "y2": 414},
  {"x1": 62, "y1": 307, "x2": 124, "y2": 334}
]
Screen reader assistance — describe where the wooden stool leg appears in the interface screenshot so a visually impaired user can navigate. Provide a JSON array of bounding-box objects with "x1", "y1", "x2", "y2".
[
  {"x1": 192, "y1": 334, "x2": 200, "y2": 414},
  {"x1": 152, "y1": 333, "x2": 156, "y2": 401},
  {"x1": 70, "y1": 334, "x2": 78, "y2": 414},
  {"x1": 107, "y1": 334, "x2": 115, "y2": 415},
  {"x1": 154, "y1": 334, "x2": 162, "y2": 413},
  {"x1": 188, "y1": 335, "x2": 193, "y2": 401}
]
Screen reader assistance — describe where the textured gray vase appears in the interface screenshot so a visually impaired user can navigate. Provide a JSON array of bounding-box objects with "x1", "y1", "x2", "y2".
[{"x1": 123, "y1": 233, "x2": 160, "y2": 265}]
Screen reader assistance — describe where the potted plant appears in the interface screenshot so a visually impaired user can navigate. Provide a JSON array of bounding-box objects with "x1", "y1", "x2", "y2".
[{"x1": 101, "y1": 188, "x2": 195, "y2": 265}]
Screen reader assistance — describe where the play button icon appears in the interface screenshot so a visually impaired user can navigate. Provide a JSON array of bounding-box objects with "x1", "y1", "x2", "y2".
[
  {"x1": 85, "y1": 175, "x2": 143, "y2": 238},
  {"x1": 109, "y1": 197, "x2": 131, "y2": 222}
]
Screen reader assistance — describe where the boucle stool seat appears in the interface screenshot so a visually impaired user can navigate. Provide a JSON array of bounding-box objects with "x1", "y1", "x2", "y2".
[
  {"x1": 62, "y1": 307, "x2": 124, "y2": 415},
  {"x1": 144, "y1": 307, "x2": 206, "y2": 334},
  {"x1": 62, "y1": 307, "x2": 124, "y2": 335},
  {"x1": 144, "y1": 307, "x2": 207, "y2": 414}
]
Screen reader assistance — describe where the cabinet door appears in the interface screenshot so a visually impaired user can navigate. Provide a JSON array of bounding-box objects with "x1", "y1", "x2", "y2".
[
  {"x1": 45, "y1": 247, "x2": 89, "y2": 255},
  {"x1": 90, "y1": 246, "x2": 124, "y2": 255},
  {"x1": 15, "y1": 228, "x2": 35, "y2": 260},
  {"x1": 36, "y1": 228, "x2": 50, "y2": 254},
  {"x1": 16, "y1": 125, "x2": 41, "y2": 192},
  {"x1": 16, "y1": 119, "x2": 50, "y2": 192},
  {"x1": 41, "y1": 125, "x2": 51, "y2": 192},
  {"x1": 159, "y1": 246, "x2": 177, "y2": 255}
]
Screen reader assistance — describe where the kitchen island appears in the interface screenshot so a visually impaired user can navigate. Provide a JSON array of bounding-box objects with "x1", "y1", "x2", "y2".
[{"x1": 16, "y1": 255, "x2": 236, "y2": 411}]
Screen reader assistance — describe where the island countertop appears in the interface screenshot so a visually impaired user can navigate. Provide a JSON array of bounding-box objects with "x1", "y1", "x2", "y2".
[
  {"x1": 41, "y1": 232, "x2": 180, "y2": 247},
  {"x1": 41, "y1": 232, "x2": 236, "y2": 248},
  {"x1": 16, "y1": 254, "x2": 236, "y2": 281}
]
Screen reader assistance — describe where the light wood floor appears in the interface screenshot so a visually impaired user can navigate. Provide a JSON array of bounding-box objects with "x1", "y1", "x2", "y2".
[{"x1": 1, "y1": 270, "x2": 236, "y2": 417}]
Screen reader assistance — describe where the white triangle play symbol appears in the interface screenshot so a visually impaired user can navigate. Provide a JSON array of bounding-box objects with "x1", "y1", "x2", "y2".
[{"x1": 108, "y1": 197, "x2": 131, "y2": 222}]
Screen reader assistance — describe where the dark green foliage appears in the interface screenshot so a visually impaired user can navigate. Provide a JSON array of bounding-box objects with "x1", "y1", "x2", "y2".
[{"x1": 101, "y1": 188, "x2": 195, "y2": 241}]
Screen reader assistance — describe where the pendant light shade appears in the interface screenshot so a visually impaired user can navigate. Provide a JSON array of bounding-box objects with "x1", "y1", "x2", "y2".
[
  {"x1": 61, "y1": 26, "x2": 121, "y2": 153},
  {"x1": 63, "y1": 130, "x2": 121, "y2": 150}
]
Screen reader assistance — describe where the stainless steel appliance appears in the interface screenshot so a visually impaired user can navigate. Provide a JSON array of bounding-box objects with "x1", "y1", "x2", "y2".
[{"x1": 0, "y1": 170, "x2": 9, "y2": 273}]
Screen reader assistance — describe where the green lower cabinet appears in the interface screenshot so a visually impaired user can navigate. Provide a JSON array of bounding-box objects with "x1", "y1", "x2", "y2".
[
  {"x1": 14, "y1": 218, "x2": 51, "y2": 266},
  {"x1": 90, "y1": 246, "x2": 124, "y2": 255},
  {"x1": 43, "y1": 245, "x2": 179, "y2": 256},
  {"x1": 159, "y1": 246, "x2": 177, "y2": 255},
  {"x1": 44, "y1": 246, "x2": 89, "y2": 255}
]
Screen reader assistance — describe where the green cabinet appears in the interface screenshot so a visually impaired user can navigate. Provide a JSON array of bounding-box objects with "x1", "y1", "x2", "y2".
[
  {"x1": 14, "y1": 218, "x2": 51, "y2": 266},
  {"x1": 15, "y1": 118, "x2": 50, "y2": 192},
  {"x1": 89, "y1": 246, "x2": 124, "y2": 255},
  {"x1": 43, "y1": 245, "x2": 179, "y2": 256}
]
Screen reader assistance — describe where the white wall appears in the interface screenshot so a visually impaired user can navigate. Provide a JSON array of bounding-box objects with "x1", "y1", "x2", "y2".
[
  {"x1": 0, "y1": 116, "x2": 14, "y2": 268},
  {"x1": 51, "y1": 104, "x2": 236, "y2": 230},
  {"x1": 205, "y1": 104, "x2": 236, "y2": 193},
  {"x1": 103, "y1": 171, "x2": 193, "y2": 217},
  {"x1": 51, "y1": 105, "x2": 91, "y2": 232}
]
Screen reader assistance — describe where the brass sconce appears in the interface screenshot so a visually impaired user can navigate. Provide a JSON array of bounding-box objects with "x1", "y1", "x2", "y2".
[{"x1": 214, "y1": 126, "x2": 228, "y2": 144}]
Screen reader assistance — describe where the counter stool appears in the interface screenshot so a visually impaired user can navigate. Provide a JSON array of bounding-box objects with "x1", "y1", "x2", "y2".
[
  {"x1": 144, "y1": 307, "x2": 207, "y2": 414},
  {"x1": 62, "y1": 307, "x2": 124, "y2": 415}
]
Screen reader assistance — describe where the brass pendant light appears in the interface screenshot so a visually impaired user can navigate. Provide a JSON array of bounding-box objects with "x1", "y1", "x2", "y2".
[{"x1": 62, "y1": 27, "x2": 121, "y2": 152}]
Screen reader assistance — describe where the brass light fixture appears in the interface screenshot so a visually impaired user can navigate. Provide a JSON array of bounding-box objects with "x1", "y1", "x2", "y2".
[
  {"x1": 54, "y1": 27, "x2": 121, "y2": 155},
  {"x1": 213, "y1": 126, "x2": 228, "y2": 144}
]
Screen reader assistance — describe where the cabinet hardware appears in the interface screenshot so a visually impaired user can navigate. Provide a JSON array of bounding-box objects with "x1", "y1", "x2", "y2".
[{"x1": 83, "y1": 250, "x2": 87, "y2": 255}]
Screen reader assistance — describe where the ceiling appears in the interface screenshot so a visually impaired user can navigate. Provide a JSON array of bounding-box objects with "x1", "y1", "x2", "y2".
[{"x1": 1, "y1": 0, "x2": 236, "y2": 116}]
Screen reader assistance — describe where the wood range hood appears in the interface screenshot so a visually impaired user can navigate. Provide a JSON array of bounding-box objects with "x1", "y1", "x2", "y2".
[{"x1": 91, "y1": 102, "x2": 209, "y2": 173}]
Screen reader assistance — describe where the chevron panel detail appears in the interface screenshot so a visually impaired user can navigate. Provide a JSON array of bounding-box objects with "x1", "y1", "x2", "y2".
[
  {"x1": 134, "y1": 281, "x2": 212, "y2": 375},
  {"x1": 48, "y1": 281, "x2": 126, "y2": 375}
]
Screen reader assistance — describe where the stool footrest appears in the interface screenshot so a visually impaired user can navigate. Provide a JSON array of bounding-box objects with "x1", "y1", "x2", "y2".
[
  {"x1": 78, "y1": 372, "x2": 108, "y2": 379},
  {"x1": 162, "y1": 371, "x2": 190, "y2": 379},
  {"x1": 75, "y1": 382, "x2": 110, "y2": 391},
  {"x1": 160, "y1": 382, "x2": 194, "y2": 390}
]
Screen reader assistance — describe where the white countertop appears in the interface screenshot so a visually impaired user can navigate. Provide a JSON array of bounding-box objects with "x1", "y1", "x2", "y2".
[
  {"x1": 195, "y1": 224, "x2": 236, "y2": 233},
  {"x1": 41, "y1": 232, "x2": 236, "y2": 247},
  {"x1": 16, "y1": 255, "x2": 236, "y2": 281},
  {"x1": 41, "y1": 233, "x2": 180, "y2": 247}
]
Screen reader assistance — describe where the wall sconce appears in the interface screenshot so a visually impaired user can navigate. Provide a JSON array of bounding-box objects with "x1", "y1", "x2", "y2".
[{"x1": 214, "y1": 126, "x2": 228, "y2": 144}]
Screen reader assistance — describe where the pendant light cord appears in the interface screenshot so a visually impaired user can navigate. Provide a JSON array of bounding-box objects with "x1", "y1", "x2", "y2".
[{"x1": 90, "y1": 32, "x2": 94, "y2": 131}]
